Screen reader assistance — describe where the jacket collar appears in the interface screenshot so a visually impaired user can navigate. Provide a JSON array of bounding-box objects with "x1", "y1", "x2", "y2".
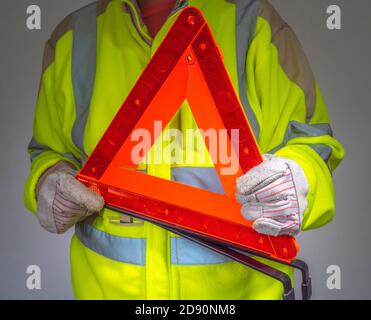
[{"x1": 121, "y1": 0, "x2": 190, "y2": 44}]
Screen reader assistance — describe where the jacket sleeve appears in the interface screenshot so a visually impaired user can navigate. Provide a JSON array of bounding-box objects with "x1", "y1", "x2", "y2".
[
  {"x1": 246, "y1": 0, "x2": 345, "y2": 230},
  {"x1": 24, "y1": 19, "x2": 81, "y2": 214}
]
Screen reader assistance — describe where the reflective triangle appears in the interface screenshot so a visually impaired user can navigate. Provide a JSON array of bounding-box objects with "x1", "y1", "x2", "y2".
[{"x1": 76, "y1": 7, "x2": 298, "y2": 261}]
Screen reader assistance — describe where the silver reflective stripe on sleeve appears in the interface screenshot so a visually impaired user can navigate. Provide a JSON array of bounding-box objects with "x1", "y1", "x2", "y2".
[
  {"x1": 28, "y1": 137, "x2": 81, "y2": 164},
  {"x1": 28, "y1": 137, "x2": 51, "y2": 161},
  {"x1": 310, "y1": 144, "x2": 333, "y2": 163},
  {"x1": 269, "y1": 120, "x2": 334, "y2": 163},
  {"x1": 71, "y1": 2, "x2": 98, "y2": 154},
  {"x1": 236, "y1": 0, "x2": 260, "y2": 138}
]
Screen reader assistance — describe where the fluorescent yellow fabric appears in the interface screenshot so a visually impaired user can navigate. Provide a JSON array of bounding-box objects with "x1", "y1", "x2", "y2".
[
  {"x1": 24, "y1": 0, "x2": 344, "y2": 300},
  {"x1": 247, "y1": 15, "x2": 345, "y2": 230}
]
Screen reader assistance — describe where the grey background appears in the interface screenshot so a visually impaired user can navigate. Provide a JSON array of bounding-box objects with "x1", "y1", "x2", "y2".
[{"x1": 0, "y1": 0, "x2": 370, "y2": 299}]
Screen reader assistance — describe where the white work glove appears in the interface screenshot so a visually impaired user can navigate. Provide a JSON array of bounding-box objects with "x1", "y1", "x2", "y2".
[
  {"x1": 36, "y1": 161, "x2": 104, "y2": 234},
  {"x1": 236, "y1": 154, "x2": 309, "y2": 237}
]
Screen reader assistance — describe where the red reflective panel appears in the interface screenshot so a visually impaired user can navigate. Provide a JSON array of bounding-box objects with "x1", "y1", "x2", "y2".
[{"x1": 76, "y1": 7, "x2": 299, "y2": 262}]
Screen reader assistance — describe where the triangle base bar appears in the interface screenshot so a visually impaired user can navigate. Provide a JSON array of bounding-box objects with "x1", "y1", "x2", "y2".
[{"x1": 78, "y1": 177, "x2": 298, "y2": 261}]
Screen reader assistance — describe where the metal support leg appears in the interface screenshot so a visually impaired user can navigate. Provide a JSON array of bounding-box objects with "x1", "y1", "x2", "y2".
[
  {"x1": 166, "y1": 226, "x2": 295, "y2": 300},
  {"x1": 291, "y1": 259, "x2": 312, "y2": 300},
  {"x1": 109, "y1": 206, "x2": 311, "y2": 300}
]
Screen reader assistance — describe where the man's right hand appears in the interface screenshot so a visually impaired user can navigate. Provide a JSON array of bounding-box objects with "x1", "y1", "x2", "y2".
[{"x1": 36, "y1": 161, "x2": 105, "y2": 234}]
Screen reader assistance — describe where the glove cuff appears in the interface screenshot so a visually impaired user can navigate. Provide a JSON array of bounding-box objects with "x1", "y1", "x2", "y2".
[{"x1": 36, "y1": 161, "x2": 77, "y2": 196}]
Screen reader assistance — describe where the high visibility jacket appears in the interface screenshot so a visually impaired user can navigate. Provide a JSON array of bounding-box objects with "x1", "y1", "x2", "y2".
[{"x1": 24, "y1": 0, "x2": 345, "y2": 300}]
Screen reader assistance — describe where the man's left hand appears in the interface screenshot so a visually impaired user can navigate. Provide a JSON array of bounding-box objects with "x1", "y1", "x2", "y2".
[{"x1": 236, "y1": 154, "x2": 309, "y2": 237}]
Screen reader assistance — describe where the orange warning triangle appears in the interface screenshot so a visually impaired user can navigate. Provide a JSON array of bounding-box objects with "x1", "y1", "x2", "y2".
[{"x1": 76, "y1": 7, "x2": 298, "y2": 261}]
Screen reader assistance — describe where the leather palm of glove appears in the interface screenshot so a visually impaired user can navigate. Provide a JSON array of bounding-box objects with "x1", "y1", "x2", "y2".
[
  {"x1": 236, "y1": 154, "x2": 309, "y2": 237},
  {"x1": 36, "y1": 161, "x2": 104, "y2": 234}
]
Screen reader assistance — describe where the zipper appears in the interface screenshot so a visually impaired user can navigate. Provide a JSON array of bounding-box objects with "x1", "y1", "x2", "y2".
[
  {"x1": 121, "y1": 0, "x2": 190, "y2": 300},
  {"x1": 124, "y1": 0, "x2": 152, "y2": 45},
  {"x1": 124, "y1": 0, "x2": 189, "y2": 47},
  {"x1": 170, "y1": 0, "x2": 188, "y2": 16}
]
